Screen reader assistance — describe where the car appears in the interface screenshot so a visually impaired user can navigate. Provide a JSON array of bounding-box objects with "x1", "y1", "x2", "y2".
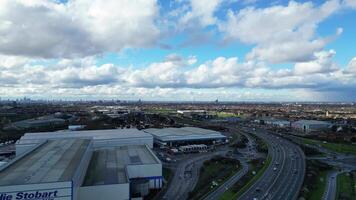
[
  {"x1": 273, "y1": 167, "x2": 277, "y2": 171},
  {"x1": 255, "y1": 188, "x2": 261, "y2": 192}
]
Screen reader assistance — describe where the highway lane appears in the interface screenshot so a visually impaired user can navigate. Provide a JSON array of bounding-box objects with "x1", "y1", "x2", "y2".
[
  {"x1": 163, "y1": 151, "x2": 227, "y2": 200},
  {"x1": 239, "y1": 132, "x2": 281, "y2": 200},
  {"x1": 238, "y1": 128, "x2": 305, "y2": 200},
  {"x1": 322, "y1": 170, "x2": 338, "y2": 200},
  {"x1": 266, "y1": 139, "x2": 305, "y2": 200},
  {"x1": 203, "y1": 159, "x2": 249, "y2": 200}
]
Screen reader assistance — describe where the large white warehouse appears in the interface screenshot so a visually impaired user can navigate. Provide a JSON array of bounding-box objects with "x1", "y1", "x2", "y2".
[
  {"x1": 292, "y1": 120, "x2": 331, "y2": 133},
  {"x1": 0, "y1": 139, "x2": 92, "y2": 200},
  {"x1": 0, "y1": 129, "x2": 162, "y2": 200},
  {"x1": 144, "y1": 127, "x2": 227, "y2": 147},
  {"x1": 16, "y1": 128, "x2": 153, "y2": 155}
]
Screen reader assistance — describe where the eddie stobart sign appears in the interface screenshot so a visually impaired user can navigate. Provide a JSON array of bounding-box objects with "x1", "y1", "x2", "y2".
[
  {"x1": 0, "y1": 182, "x2": 72, "y2": 200},
  {"x1": 0, "y1": 190, "x2": 58, "y2": 200}
]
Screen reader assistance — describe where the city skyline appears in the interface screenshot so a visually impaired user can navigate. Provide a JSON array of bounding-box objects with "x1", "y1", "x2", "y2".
[{"x1": 1, "y1": 0, "x2": 356, "y2": 101}]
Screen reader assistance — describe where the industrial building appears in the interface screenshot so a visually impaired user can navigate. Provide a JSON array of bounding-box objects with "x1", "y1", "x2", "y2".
[
  {"x1": 16, "y1": 128, "x2": 153, "y2": 155},
  {"x1": 3, "y1": 118, "x2": 66, "y2": 131},
  {"x1": 263, "y1": 118, "x2": 291, "y2": 128},
  {"x1": 0, "y1": 139, "x2": 92, "y2": 200},
  {"x1": 176, "y1": 110, "x2": 214, "y2": 119},
  {"x1": 292, "y1": 120, "x2": 331, "y2": 132},
  {"x1": 0, "y1": 129, "x2": 162, "y2": 200},
  {"x1": 81, "y1": 145, "x2": 162, "y2": 199},
  {"x1": 144, "y1": 127, "x2": 227, "y2": 147}
]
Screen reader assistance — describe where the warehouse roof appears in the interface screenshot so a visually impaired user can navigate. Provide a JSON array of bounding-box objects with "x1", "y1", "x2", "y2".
[
  {"x1": 83, "y1": 145, "x2": 160, "y2": 186},
  {"x1": 0, "y1": 139, "x2": 91, "y2": 186},
  {"x1": 293, "y1": 120, "x2": 331, "y2": 125},
  {"x1": 144, "y1": 127, "x2": 226, "y2": 142},
  {"x1": 17, "y1": 128, "x2": 151, "y2": 144}
]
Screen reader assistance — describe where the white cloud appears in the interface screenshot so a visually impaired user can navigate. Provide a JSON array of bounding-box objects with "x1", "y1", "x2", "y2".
[
  {"x1": 179, "y1": 0, "x2": 222, "y2": 27},
  {"x1": 0, "y1": 0, "x2": 159, "y2": 58},
  {"x1": 343, "y1": 0, "x2": 356, "y2": 8},
  {"x1": 219, "y1": 0, "x2": 342, "y2": 63},
  {"x1": 0, "y1": 55, "x2": 29, "y2": 69},
  {"x1": 1, "y1": 52, "x2": 356, "y2": 101},
  {"x1": 125, "y1": 55, "x2": 187, "y2": 88},
  {"x1": 346, "y1": 57, "x2": 356, "y2": 73},
  {"x1": 0, "y1": 0, "x2": 355, "y2": 101},
  {"x1": 69, "y1": 0, "x2": 159, "y2": 51},
  {"x1": 293, "y1": 50, "x2": 338, "y2": 75}
]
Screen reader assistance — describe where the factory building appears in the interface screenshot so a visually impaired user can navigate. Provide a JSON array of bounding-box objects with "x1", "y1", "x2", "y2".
[
  {"x1": 292, "y1": 120, "x2": 331, "y2": 133},
  {"x1": 0, "y1": 139, "x2": 92, "y2": 200},
  {"x1": 0, "y1": 129, "x2": 162, "y2": 200},
  {"x1": 263, "y1": 118, "x2": 291, "y2": 128},
  {"x1": 4, "y1": 118, "x2": 66, "y2": 131},
  {"x1": 16, "y1": 129, "x2": 153, "y2": 155},
  {"x1": 144, "y1": 127, "x2": 227, "y2": 147},
  {"x1": 81, "y1": 145, "x2": 162, "y2": 200}
]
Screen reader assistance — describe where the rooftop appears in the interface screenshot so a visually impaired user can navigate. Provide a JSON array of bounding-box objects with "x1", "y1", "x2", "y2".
[
  {"x1": 83, "y1": 145, "x2": 160, "y2": 186},
  {"x1": 294, "y1": 120, "x2": 331, "y2": 125},
  {"x1": 18, "y1": 128, "x2": 151, "y2": 144},
  {"x1": 144, "y1": 127, "x2": 226, "y2": 142},
  {"x1": 0, "y1": 139, "x2": 90, "y2": 186}
]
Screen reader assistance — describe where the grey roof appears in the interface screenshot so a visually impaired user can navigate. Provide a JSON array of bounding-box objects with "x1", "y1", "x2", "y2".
[
  {"x1": 293, "y1": 120, "x2": 331, "y2": 125},
  {"x1": 144, "y1": 127, "x2": 226, "y2": 142},
  {"x1": 18, "y1": 128, "x2": 152, "y2": 144},
  {"x1": 83, "y1": 145, "x2": 160, "y2": 186},
  {"x1": 0, "y1": 139, "x2": 90, "y2": 186}
]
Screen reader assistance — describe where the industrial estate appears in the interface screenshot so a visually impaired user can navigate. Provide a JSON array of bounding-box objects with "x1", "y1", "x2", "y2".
[
  {"x1": 0, "y1": 101, "x2": 355, "y2": 200},
  {"x1": 1, "y1": 0, "x2": 356, "y2": 199}
]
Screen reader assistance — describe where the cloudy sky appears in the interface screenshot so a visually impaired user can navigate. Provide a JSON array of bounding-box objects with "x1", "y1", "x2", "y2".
[{"x1": 0, "y1": 0, "x2": 355, "y2": 101}]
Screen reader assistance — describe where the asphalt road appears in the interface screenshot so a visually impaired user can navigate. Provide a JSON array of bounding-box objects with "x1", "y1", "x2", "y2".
[
  {"x1": 238, "y1": 128, "x2": 306, "y2": 200},
  {"x1": 163, "y1": 151, "x2": 227, "y2": 200},
  {"x1": 203, "y1": 159, "x2": 249, "y2": 200},
  {"x1": 322, "y1": 170, "x2": 338, "y2": 200}
]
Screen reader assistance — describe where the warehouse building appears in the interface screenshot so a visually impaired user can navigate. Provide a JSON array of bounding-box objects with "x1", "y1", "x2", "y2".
[
  {"x1": 263, "y1": 118, "x2": 291, "y2": 128},
  {"x1": 16, "y1": 128, "x2": 153, "y2": 155},
  {"x1": 0, "y1": 132, "x2": 162, "y2": 200},
  {"x1": 3, "y1": 118, "x2": 66, "y2": 131},
  {"x1": 292, "y1": 120, "x2": 331, "y2": 133},
  {"x1": 0, "y1": 139, "x2": 92, "y2": 200},
  {"x1": 80, "y1": 145, "x2": 162, "y2": 200},
  {"x1": 144, "y1": 127, "x2": 227, "y2": 147}
]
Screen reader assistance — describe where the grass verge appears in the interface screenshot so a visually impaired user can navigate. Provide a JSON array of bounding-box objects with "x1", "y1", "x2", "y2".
[
  {"x1": 308, "y1": 170, "x2": 328, "y2": 200},
  {"x1": 300, "y1": 138, "x2": 356, "y2": 155},
  {"x1": 336, "y1": 171, "x2": 356, "y2": 200},
  {"x1": 163, "y1": 167, "x2": 173, "y2": 184},
  {"x1": 188, "y1": 156, "x2": 240, "y2": 200},
  {"x1": 298, "y1": 160, "x2": 332, "y2": 199}
]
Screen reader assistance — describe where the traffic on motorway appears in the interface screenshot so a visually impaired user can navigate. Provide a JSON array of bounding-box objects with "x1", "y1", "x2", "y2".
[{"x1": 239, "y1": 128, "x2": 305, "y2": 200}]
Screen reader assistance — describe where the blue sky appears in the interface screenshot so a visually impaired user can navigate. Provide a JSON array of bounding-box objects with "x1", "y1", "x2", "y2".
[{"x1": 0, "y1": 0, "x2": 355, "y2": 101}]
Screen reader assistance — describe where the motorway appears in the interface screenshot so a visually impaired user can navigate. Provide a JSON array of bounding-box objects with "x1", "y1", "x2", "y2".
[
  {"x1": 203, "y1": 126, "x2": 260, "y2": 200},
  {"x1": 286, "y1": 132, "x2": 356, "y2": 200},
  {"x1": 239, "y1": 128, "x2": 306, "y2": 200}
]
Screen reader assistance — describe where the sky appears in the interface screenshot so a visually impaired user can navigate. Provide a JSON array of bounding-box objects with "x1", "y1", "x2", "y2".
[{"x1": 0, "y1": 0, "x2": 356, "y2": 102}]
